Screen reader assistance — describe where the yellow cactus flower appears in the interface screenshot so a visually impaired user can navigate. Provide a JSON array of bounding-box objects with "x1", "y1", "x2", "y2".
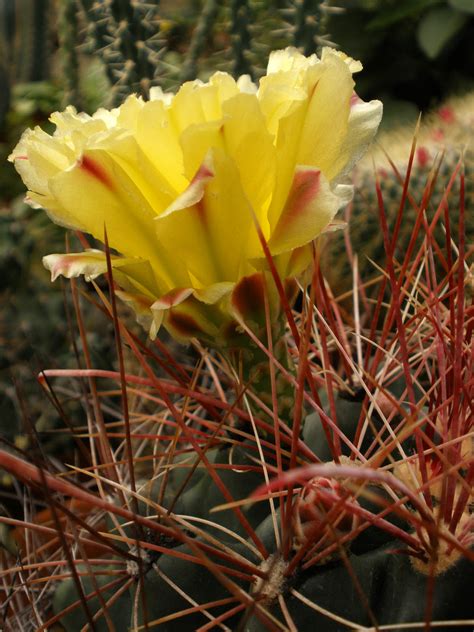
[{"x1": 10, "y1": 47, "x2": 382, "y2": 345}]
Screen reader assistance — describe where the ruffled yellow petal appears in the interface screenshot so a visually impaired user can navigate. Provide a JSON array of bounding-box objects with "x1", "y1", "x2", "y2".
[
  {"x1": 266, "y1": 47, "x2": 318, "y2": 75},
  {"x1": 179, "y1": 120, "x2": 225, "y2": 181},
  {"x1": 266, "y1": 97, "x2": 308, "y2": 230},
  {"x1": 222, "y1": 93, "x2": 275, "y2": 246},
  {"x1": 336, "y1": 97, "x2": 383, "y2": 177},
  {"x1": 136, "y1": 99, "x2": 187, "y2": 193},
  {"x1": 47, "y1": 151, "x2": 156, "y2": 254},
  {"x1": 9, "y1": 128, "x2": 74, "y2": 200},
  {"x1": 296, "y1": 50, "x2": 354, "y2": 180},
  {"x1": 170, "y1": 72, "x2": 239, "y2": 134}
]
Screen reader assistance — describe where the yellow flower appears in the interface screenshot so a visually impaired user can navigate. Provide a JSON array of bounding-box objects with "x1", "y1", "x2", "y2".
[{"x1": 9, "y1": 47, "x2": 382, "y2": 345}]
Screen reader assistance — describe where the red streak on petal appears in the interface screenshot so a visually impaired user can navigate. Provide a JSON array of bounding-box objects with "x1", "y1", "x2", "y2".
[
  {"x1": 195, "y1": 198, "x2": 207, "y2": 225},
  {"x1": 80, "y1": 155, "x2": 114, "y2": 190},
  {"x1": 167, "y1": 311, "x2": 203, "y2": 337},
  {"x1": 269, "y1": 169, "x2": 322, "y2": 248},
  {"x1": 15, "y1": 155, "x2": 28, "y2": 160},
  {"x1": 282, "y1": 169, "x2": 321, "y2": 227},
  {"x1": 190, "y1": 162, "x2": 213, "y2": 225}
]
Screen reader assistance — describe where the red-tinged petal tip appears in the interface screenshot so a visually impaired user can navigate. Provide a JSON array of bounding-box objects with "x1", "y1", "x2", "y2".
[
  {"x1": 191, "y1": 161, "x2": 214, "y2": 185},
  {"x1": 152, "y1": 288, "x2": 194, "y2": 310},
  {"x1": 350, "y1": 92, "x2": 363, "y2": 107}
]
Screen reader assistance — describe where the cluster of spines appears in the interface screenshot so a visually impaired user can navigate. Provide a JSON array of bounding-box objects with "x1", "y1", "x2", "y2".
[
  {"x1": 323, "y1": 99, "x2": 474, "y2": 297},
  {"x1": 78, "y1": 0, "x2": 166, "y2": 105},
  {"x1": 277, "y1": 0, "x2": 343, "y2": 55},
  {"x1": 76, "y1": 0, "x2": 342, "y2": 101}
]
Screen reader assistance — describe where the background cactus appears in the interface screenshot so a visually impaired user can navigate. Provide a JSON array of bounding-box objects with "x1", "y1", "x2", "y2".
[
  {"x1": 78, "y1": 0, "x2": 167, "y2": 105},
  {"x1": 0, "y1": 0, "x2": 52, "y2": 127},
  {"x1": 322, "y1": 94, "x2": 474, "y2": 299}
]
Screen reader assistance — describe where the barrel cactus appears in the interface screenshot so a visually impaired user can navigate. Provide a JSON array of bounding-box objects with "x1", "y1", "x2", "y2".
[{"x1": 1, "y1": 173, "x2": 471, "y2": 627}]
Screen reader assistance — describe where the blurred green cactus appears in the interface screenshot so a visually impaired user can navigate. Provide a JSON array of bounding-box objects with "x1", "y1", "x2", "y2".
[{"x1": 0, "y1": 0, "x2": 52, "y2": 125}]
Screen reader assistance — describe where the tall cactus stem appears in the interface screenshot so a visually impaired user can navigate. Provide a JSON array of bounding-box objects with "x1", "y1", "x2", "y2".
[
  {"x1": 293, "y1": 0, "x2": 339, "y2": 55},
  {"x1": 229, "y1": 0, "x2": 254, "y2": 79},
  {"x1": 180, "y1": 0, "x2": 220, "y2": 82},
  {"x1": 78, "y1": 0, "x2": 164, "y2": 106},
  {"x1": 58, "y1": 0, "x2": 82, "y2": 109}
]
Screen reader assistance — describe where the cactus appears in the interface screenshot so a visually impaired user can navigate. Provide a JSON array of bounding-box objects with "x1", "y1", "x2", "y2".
[
  {"x1": 322, "y1": 94, "x2": 474, "y2": 298},
  {"x1": 229, "y1": 0, "x2": 254, "y2": 78},
  {"x1": 293, "y1": 0, "x2": 341, "y2": 54},
  {"x1": 78, "y1": 0, "x2": 166, "y2": 105},
  {"x1": 58, "y1": 0, "x2": 82, "y2": 109},
  {"x1": 77, "y1": 0, "x2": 343, "y2": 100},
  {"x1": 0, "y1": 0, "x2": 52, "y2": 125},
  {"x1": 179, "y1": 0, "x2": 220, "y2": 82},
  {"x1": 0, "y1": 151, "x2": 472, "y2": 629},
  {"x1": 1, "y1": 3, "x2": 472, "y2": 631}
]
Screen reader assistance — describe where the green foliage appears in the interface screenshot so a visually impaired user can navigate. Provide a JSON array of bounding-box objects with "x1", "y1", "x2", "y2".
[
  {"x1": 333, "y1": 0, "x2": 474, "y2": 116},
  {"x1": 365, "y1": 0, "x2": 440, "y2": 30},
  {"x1": 448, "y1": 0, "x2": 474, "y2": 12},
  {"x1": 417, "y1": 6, "x2": 468, "y2": 59}
]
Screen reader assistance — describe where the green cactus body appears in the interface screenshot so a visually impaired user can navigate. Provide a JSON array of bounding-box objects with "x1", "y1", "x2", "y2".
[
  {"x1": 229, "y1": 0, "x2": 254, "y2": 78},
  {"x1": 49, "y1": 377, "x2": 472, "y2": 630},
  {"x1": 58, "y1": 0, "x2": 82, "y2": 109},
  {"x1": 293, "y1": 0, "x2": 336, "y2": 55}
]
